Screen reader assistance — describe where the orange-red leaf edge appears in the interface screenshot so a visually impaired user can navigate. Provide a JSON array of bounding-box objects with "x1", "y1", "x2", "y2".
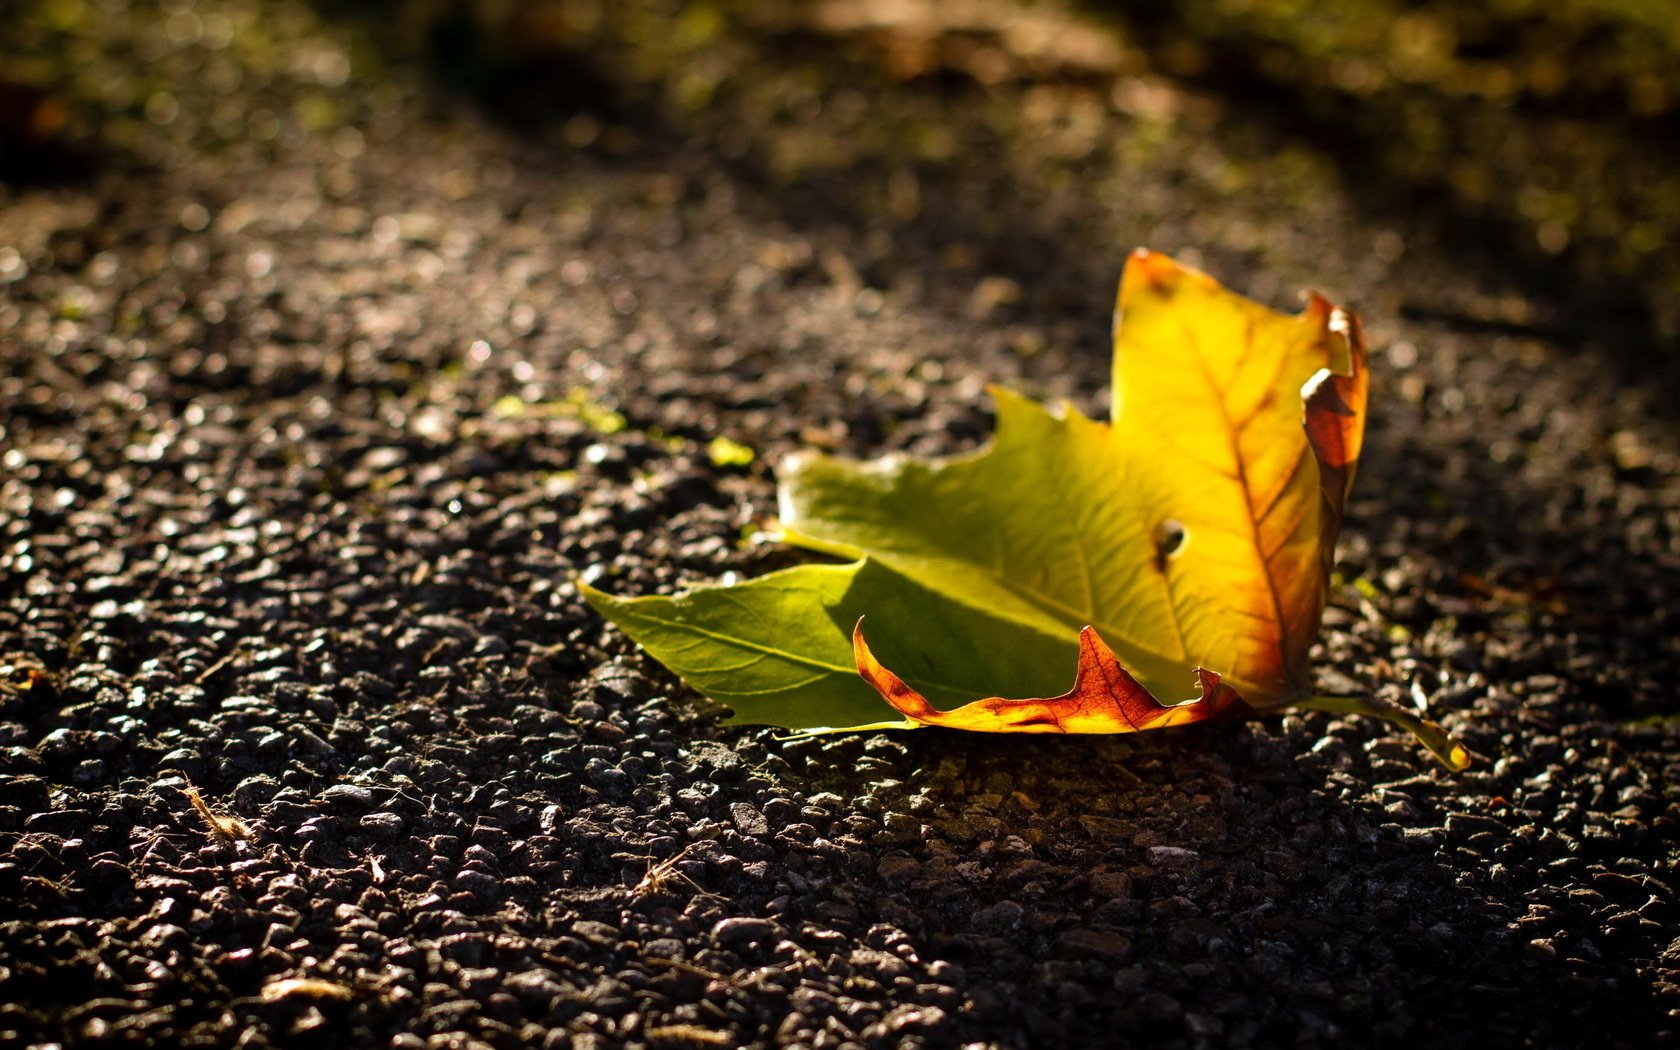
[
  {"x1": 1302, "y1": 298, "x2": 1370, "y2": 608},
  {"x1": 851, "y1": 618, "x2": 1252, "y2": 734}
]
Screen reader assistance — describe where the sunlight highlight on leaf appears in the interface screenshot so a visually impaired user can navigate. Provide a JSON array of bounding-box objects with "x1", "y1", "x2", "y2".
[
  {"x1": 585, "y1": 249, "x2": 1470, "y2": 768},
  {"x1": 782, "y1": 249, "x2": 1367, "y2": 708}
]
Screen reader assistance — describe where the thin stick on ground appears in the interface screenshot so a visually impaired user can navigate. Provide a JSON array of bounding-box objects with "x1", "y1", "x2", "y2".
[
  {"x1": 645, "y1": 1024, "x2": 732, "y2": 1047},
  {"x1": 179, "y1": 781, "x2": 253, "y2": 842},
  {"x1": 632, "y1": 842, "x2": 719, "y2": 900}
]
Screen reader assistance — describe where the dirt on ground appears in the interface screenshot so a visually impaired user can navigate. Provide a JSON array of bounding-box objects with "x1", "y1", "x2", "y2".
[{"x1": 1, "y1": 1, "x2": 1677, "y2": 1047}]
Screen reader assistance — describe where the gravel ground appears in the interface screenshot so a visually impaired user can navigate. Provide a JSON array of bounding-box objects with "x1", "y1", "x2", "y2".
[{"x1": 2, "y1": 1, "x2": 1677, "y2": 1047}]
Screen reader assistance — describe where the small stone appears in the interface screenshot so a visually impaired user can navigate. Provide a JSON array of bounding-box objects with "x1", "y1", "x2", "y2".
[
  {"x1": 454, "y1": 870, "x2": 497, "y2": 896},
  {"x1": 572, "y1": 921, "x2": 618, "y2": 945},
  {"x1": 1058, "y1": 927, "x2": 1133, "y2": 959},
  {"x1": 1149, "y1": 846, "x2": 1200, "y2": 868},
  {"x1": 359, "y1": 812, "x2": 404, "y2": 837},
  {"x1": 878, "y1": 1004, "x2": 949, "y2": 1034},
  {"x1": 322, "y1": 785, "x2": 375, "y2": 808},
  {"x1": 1526, "y1": 937, "x2": 1559, "y2": 959},
  {"x1": 877, "y1": 855, "x2": 921, "y2": 884},
  {"x1": 972, "y1": 901, "x2": 1024, "y2": 933},
  {"x1": 712, "y1": 916, "x2": 777, "y2": 946},
  {"x1": 730, "y1": 802, "x2": 770, "y2": 837}
]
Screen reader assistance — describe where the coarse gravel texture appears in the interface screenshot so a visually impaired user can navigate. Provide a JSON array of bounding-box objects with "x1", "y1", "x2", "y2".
[{"x1": 2, "y1": 1, "x2": 1678, "y2": 1048}]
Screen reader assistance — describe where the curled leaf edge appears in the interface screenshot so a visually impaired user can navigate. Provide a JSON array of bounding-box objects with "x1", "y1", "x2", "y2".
[{"x1": 850, "y1": 618, "x2": 1473, "y2": 770}]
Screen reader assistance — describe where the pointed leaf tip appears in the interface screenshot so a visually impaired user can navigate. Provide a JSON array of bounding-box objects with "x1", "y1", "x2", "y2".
[{"x1": 1120, "y1": 248, "x2": 1220, "y2": 300}]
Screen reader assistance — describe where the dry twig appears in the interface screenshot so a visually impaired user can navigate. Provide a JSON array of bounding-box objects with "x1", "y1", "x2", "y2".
[{"x1": 181, "y1": 783, "x2": 253, "y2": 842}]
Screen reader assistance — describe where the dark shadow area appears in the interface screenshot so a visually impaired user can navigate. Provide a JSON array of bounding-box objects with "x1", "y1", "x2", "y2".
[
  {"x1": 790, "y1": 726, "x2": 1669, "y2": 1043},
  {"x1": 1089, "y1": 0, "x2": 1680, "y2": 393},
  {"x1": 0, "y1": 79, "x2": 100, "y2": 185},
  {"x1": 304, "y1": 0, "x2": 1680, "y2": 408}
]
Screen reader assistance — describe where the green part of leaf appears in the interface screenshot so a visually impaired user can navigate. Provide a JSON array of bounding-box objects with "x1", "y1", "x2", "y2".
[
  {"x1": 1296, "y1": 693, "x2": 1472, "y2": 771},
  {"x1": 777, "y1": 388, "x2": 1218, "y2": 705},
  {"x1": 580, "y1": 558, "x2": 1080, "y2": 731}
]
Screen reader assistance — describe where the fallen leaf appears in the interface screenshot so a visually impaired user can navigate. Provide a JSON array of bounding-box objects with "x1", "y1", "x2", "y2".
[{"x1": 585, "y1": 250, "x2": 1468, "y2": 767}]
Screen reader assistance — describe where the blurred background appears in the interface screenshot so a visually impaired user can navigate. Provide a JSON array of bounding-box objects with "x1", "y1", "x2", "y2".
[{"x1": 4, "y1": 0, "x2": 1677, "y2": 345}]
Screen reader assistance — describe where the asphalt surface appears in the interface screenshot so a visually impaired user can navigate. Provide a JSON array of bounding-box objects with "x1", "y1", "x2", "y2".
[{"x1": 1, "y1": 1, "x2": 1676, "y2": 1047}]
